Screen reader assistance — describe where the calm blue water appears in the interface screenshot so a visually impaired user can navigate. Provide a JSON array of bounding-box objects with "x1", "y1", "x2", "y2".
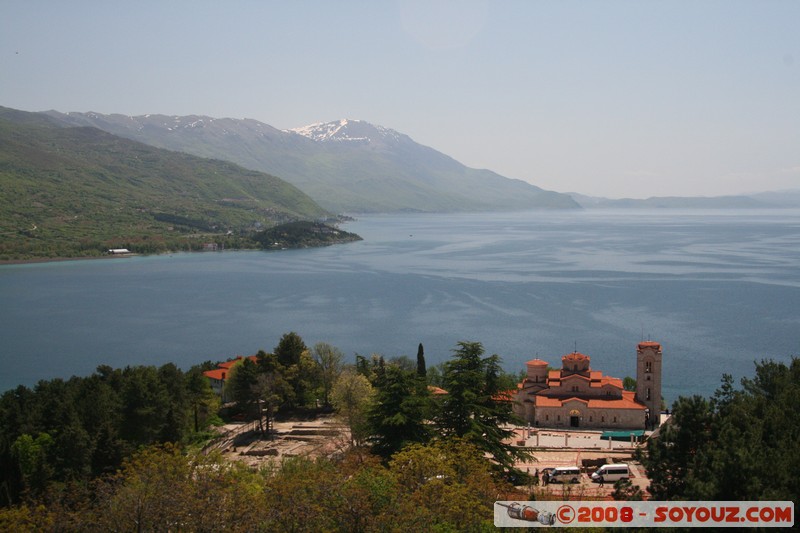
[{"x1": 2, "y1": 209, "x2": 799, "y2": 404}]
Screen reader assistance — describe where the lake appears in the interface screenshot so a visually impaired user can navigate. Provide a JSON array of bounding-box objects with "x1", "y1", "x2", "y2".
[{"x1": 2, "y1": 209, "x2": 799, "y2": 404}]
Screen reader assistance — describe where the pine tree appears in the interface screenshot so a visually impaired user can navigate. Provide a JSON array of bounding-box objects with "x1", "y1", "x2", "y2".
[
  {"x1": 367, "y1": 365, "x2": 430, "y2": 458},
  {"x1": 435, "y1": 342, "x2": 530, "y2": 474},
  {"x1": 273, "y1": 332, "x2": 312, "y2": 408},
  {"x1": 274, "y1": 332, "x2": 306, "y2": 368},
  {"x1": 228, "y1": 357, "x2": 260, "y2": 419},
  {"x1": 641, "y1": 358, "x2": 800, "y2": 502}
]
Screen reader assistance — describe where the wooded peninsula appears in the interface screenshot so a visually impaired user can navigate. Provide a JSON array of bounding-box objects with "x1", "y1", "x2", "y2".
[{"x1": 0, "y1": 108, "x2": 361, "y2": 262}]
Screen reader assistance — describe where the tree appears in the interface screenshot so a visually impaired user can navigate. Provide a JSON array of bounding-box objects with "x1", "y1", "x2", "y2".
[
  {"x1": 119, "y1": 366, "x2": 171, "y2": 448},
  {"x1": 90, "y1": 444, "x2": 264, "y2": 532},
  {"x1": 367, "y1": 365, "x2": 430, "y2": 458},
  {"x1": 623, "y1": 376, "x2": 637, "y2": 391},
  {"x1": 435, "y1": 341, "x2": 530, "y2": 475},
  {"x1": 252, "y1": 362, "x2": 293, "y2": 436},
  {"x1": 416, "y1": 343, "x2": 426, "y2": 378},
  {"x1": 274, "y1": 331, "x2": 307, "y2": 368},
  {"x1": 75, "y1": 371, "x2": 124, "y2": 476},
  {"x1": 641, "y1": 394, "x2": 713, "y2": 499},
  {"x1": 312, "y1": 342, "x2": 344, "y2": 408},
  {"x1": 91, "y1": 444, "x2": 192, "y2": 532},
  {"x1": 389, "y1": 355, "x2": 415, "y2": 373},
  {"x1": 334, "y1": 461, "x2": 399, "y2": 532},
  {"x1": 10, "y1": 433, "x2": 53, "y2": 498},
  {"x1": 273, "y1": 332, "x2": 316, "y2": 408},
  {"x1": 425, "y1": 363, "x2": 444, "y2": 388},
  {"x1": 355, "y1": 353, "x2": 386, "y2": 384},
  {"x1": 226, "y1": 357, "x2": 260, "y2": 418},
  {"x1": 255, "y1": 350, "x2": 294, "y2": 422},
  {"x1": 157, "y1": 363, "x2": 189, "y2": 442},
  {"x1": 260, "y1": 456, "x2": 343, "y2": 532},
  {"x1": 388, "y1": 438, "x2": 506, "y2": 531},
  {"x1": 612, "y1": 478, "x2": 643, "y2": 501},
  {"x1": 641, "y1": 358, "x2": 800, "y2": 502},
  {"x1": 185, "y1": 367, "x2": 220, "y2": 433},
  {"x1": 331, "y1": 370, "x2": 374, "y2": 447}
]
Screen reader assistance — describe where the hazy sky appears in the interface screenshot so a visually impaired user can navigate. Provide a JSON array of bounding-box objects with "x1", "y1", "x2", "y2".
[{"x1": 2, "y1": 1, "x2": 798, "y2": 198}]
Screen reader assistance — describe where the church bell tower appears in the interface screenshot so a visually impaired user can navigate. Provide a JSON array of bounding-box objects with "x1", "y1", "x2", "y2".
[{"x1": 635, "y1": 341, "x2": 662, "y2": 428}]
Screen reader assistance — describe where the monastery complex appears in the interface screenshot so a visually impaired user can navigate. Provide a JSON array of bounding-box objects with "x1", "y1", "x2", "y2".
[
  {"x1": 204, "y1": 341, "x2": 664, "y2": 432},
  {"x1": 513, "y1": 341, "x2": 662, "y2": 430}
]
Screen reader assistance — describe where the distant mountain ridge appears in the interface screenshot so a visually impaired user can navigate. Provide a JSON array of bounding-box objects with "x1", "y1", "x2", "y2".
[
  {"x1": 568, "y1": 191, "x2": 800, "y2": 209},
  {"x1": 43, "y1": 111, "x2": 580, "y2": 213}
]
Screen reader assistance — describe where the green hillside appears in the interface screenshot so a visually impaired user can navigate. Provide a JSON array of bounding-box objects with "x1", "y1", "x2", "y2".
[{"x1": 0, "y1": 108, "x2": 330, "y2": 260}]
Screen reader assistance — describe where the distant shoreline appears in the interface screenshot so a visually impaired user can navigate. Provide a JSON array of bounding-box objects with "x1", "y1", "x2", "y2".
[
  {"x1": 0, "y1": 237, "x2": 360, "y2": 266},
  {"x1": 0, "y1": 254, "x2": 136, "y2": 266}
]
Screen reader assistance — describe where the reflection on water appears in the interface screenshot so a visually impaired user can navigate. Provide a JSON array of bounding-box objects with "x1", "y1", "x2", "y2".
[{"x1": 2, "y1": 209, "x2": 799, "y2": 403}]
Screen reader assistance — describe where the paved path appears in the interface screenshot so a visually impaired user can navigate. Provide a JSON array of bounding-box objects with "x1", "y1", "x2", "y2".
[{"x1": 512, "y1": 427, "x2": 645, "y2": 450}]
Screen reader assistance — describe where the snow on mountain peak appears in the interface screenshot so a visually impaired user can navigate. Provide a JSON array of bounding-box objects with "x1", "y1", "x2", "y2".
[
  {"x1": 289, "y1": 119, "x2": 352, "y2": 141},
  {"x1": 287, "y1": 119, "x2": 402, "y2": 144}
]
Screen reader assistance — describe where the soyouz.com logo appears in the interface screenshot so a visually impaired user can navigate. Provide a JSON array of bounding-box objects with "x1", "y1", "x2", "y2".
[{"x1": 494, "y1": 501, "x2": 794, "y2": 528}]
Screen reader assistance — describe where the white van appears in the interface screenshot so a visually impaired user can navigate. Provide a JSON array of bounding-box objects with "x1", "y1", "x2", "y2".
[
  {"x1": 548, "y1": 466, "x2": 581, "y2": 484},
  {"x1": 591, "y1": 463, "x2": 630, "y2": 483}
]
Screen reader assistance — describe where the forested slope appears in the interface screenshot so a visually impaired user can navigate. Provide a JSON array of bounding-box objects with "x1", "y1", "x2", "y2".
[{"x1": 0, "y1": 107, "x2": 330, "y2": 260}]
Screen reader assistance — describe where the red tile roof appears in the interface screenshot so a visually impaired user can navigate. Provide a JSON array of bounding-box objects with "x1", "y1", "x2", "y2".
[
  {"x1": 203, "y1": 355, "x2": 259, "y2": 381},
  {"x1": 526, "y1": 358, "x2": 548, "y2": 366},
  {"x1": 560, "y1": 373, "x2": 590, "y2": 382},
  {"x1": 203, "y1": 368, "x2": 227, "y2": 381},
  {"x1": 534, "y1": 395, "x2": 568, "y2": 407},
  {"x1": 534, "y1": 391, "x2": 645, "y2": 410},
  {"x1": 586, "y1": 391, "x2": 646, "y2": 410},
  {"x1": 561, "y1": 351, "x2": 590, "y2": 363},
  {"x1": 492, "y1": 390, "x2": 516, "y2": 402}
]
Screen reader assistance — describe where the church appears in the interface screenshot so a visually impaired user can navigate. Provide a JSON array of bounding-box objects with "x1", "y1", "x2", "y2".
[{"x1": 512, "y1": 341, "x2": 662, "y2": 430}]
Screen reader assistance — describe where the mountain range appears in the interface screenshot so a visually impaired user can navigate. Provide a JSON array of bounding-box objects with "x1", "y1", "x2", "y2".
[{"x1": 42, "y1": 111, "x2": 579, "y2": 213}]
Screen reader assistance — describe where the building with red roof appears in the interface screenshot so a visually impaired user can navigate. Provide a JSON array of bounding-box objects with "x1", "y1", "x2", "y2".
[
  {"x1": 513, "y1": 342, "x2": 662, "y2": 430},
  {"x1": 203, "y1": 355, "x2": 258, "y2": 400}
]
